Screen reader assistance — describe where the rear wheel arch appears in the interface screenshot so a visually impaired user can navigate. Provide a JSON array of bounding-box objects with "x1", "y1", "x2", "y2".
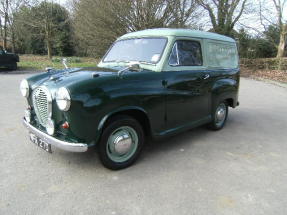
[
  {"x1": 225, "y1": 98, "x2": 234, "y2": 107},
  {"x1": 211, "y1": 79, "x2": 238, "y2": 109},
  {"x1": 211, "y1": 96, "x2": 235, "y2": 109}
]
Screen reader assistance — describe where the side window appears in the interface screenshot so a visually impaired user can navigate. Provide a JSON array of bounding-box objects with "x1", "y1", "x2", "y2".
[
  {"x1": 207, "y1": 42, "x2": 238, "y2": 68},
  {"x1": 169, "y1": 40, "x2": 203, "y2": 66}
]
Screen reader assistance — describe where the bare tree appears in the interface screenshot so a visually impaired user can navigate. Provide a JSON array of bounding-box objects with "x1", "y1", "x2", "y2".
[
  {"x1": 256, "y1": 0, "x2": 286, "y2": 58},
  {"x1": 0, "y1": 0, "x2": 27, "y2": 50},
  {"x1": 15, "y1": 0, "x2": 70, "y2": 58},
  {"x1": 197, "y1": 0, "x2": 248, "y2": 36},
  {"x1": 8, "y1": 0, "x2": 27, "y2": 52},
  {"x1": 114, "y1": 0, "x2": 199, "y2": 31},
  {"x1": 171, "y1": 0, "x2": 200, "y2": 28},
  {"x1": 0, "y1": 0, "x2": 9, "y2": 49},
  {"x1": 72, "y1": 0, "x2": 199, "y2": 57},
  {"x1": 272, "y1": 0, "x2": 286, "y2": 58}
]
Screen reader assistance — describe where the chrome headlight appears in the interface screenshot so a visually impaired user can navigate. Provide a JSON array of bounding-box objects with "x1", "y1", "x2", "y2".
[
  {"x1": 20, "y1": 79, "x2": 29, "y2": 98},
  {"x1": 56, "y1": 87, "x2": 71, "y2": 111}
]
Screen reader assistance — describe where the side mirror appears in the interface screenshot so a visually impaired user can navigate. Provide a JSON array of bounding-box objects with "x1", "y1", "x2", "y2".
[
  {"x1": 45, "y1": 67, "x2": 54, "y2": 72},
  {"x1": 128, "y1": 62, "x2": 141, "y2": 71}
]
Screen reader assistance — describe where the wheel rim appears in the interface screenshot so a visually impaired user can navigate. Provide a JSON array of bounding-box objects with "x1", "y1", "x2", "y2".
[
  {"x1": 215, "y1": 103, "x2": 227, "y2": 127},
  {"x1": 106, "y1": 126, "x2": 138, "y2": 163}
]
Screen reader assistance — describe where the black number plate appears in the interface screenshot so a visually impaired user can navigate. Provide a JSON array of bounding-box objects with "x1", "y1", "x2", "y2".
[{"x1": 29, "y1": 133, "x2": 52, "y2": 153}]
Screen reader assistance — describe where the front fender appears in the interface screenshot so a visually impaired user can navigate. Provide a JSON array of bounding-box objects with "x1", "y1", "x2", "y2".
[
  {"x1": 65, "y1": 78, "x2": 151, "y2": 144},
  {"x1": 63, "y1": 70, "x2": 165, "y2": 145}
]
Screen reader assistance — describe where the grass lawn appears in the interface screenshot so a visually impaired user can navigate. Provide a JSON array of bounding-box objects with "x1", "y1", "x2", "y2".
[{"x1": 18, "y1": 55, "x2": 99, "y2": 71}]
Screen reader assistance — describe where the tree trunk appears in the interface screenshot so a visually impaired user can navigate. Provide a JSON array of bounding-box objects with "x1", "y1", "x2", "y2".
[
  {"x1": 47, "y1": 39, "x2": 52, "y2": 59},
  {"x1": 11, "y1": 28, "x2": 15, "y2": 53},
  {"x1": 0, "y1": 18, "x2": 3, "y2": 47},
  {"x1": 276, "y1": 24, "x2": 286, "y2": 58},
  {"x1": 3, "y1": 14, "x2": 7, "y2": 50},
  {"x1": 45, "y1": 24, "x2": 52, "y2": 59},
  {"x1": 3, "y1": 0, "x2": 8, "y2": 50}
]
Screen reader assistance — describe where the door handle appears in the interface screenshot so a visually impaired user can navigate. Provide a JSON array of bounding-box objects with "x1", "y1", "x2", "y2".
[{"x1": 202, "y1": 74, "x2": 210, "y2": 80}]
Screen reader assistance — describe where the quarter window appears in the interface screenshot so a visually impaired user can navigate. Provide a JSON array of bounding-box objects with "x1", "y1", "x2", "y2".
[{"x1": 169, "y1": 40, "x2": 203, "y2": 66}]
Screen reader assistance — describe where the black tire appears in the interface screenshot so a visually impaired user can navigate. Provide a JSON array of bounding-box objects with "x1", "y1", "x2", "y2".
[
  {"x1": 208, "y1": 101, "x2": 228, "y2": 130},
  {"x1": 97, "y1": 115, "x2": 145, "y2": 170}
]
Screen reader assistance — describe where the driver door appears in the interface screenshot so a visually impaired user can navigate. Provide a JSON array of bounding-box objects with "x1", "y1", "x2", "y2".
[{"x1": 163, "y1": 39, "x2": 210, "y2": 130}]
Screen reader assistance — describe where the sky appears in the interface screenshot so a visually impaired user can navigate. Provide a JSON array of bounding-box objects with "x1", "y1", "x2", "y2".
[
  {"x1": 53, "y1": 0, "x2": 287, "y2": 35},
  {"x1": 52, "y1": 0, "x2": 68, "y2": 4}
]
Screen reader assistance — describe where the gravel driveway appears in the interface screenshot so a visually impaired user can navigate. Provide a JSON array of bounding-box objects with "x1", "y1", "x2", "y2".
[{"x1": 0, "y1": 71, "x2": 287, "y2": 215}]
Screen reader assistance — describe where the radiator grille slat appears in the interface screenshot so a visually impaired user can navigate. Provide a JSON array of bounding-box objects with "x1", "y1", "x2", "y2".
[{"x1": 32, "y1": 87, "x2": 51, "y2": 127}]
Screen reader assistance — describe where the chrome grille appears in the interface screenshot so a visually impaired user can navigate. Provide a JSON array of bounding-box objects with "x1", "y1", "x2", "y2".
[{"x1": 32, "y1": 86, "x2": 51, "y2": 127}]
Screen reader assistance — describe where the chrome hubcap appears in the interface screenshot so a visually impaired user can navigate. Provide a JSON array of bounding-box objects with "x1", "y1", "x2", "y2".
[
  {"x1": 215, "y1": 103, "x2": 226, "y2": 126},
  {"x1": 216, "y1": 108, "x2": 225, "y2": 121},
  {"x1": 107, "y1": 126, "x2": 138, "y2": 162},
  {"x1": 113, "y1": 132, "x2": 132, "y2": 155}
]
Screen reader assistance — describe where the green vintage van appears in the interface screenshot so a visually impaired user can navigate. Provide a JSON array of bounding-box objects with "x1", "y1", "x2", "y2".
[{"x1": 21, "y1": 28, "x2": 240, "y2": 169}]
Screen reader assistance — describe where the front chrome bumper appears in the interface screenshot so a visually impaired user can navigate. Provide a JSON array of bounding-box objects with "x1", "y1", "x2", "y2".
[{"x1": 23, "y1": 119, "x2": 88, "y2": 152}]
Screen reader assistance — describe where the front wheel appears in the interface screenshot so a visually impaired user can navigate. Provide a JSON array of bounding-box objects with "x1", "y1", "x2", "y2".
[
  {"x1": 97, "y1": 115, "x2": 145, "y2": 170},
  {"x1": 208, "y1": 101, "x2": 228, "y2": 130}
]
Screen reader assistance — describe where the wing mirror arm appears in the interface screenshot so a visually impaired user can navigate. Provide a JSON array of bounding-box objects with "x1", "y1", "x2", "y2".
[
  {"x1": 118, "y1": 62, "x2": 141, "y2": 77},
  {"x1": 62, "y1": 58, "x2": 69, "y2": 69}
]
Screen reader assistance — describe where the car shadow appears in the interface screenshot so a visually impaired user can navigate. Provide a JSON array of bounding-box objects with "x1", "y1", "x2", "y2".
[
  {"x1": 51, "y1": 110, "x2": 242, "y2": 171},
  {"x1": 54, "y1": 125, "x2": 215, "y2": 171}
]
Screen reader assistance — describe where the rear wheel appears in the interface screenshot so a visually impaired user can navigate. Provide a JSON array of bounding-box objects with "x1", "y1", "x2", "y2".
[
  {"x1": 97, "y1": 115, "x2": 145, "y2": 170},
  {"x1": 208, "y1": 101, "x2": 228, "y2": 130}
]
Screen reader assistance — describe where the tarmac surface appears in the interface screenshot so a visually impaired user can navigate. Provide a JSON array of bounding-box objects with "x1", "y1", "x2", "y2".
[{"x1": 1, "y1": 72, "x2": 287, "y2": 215}]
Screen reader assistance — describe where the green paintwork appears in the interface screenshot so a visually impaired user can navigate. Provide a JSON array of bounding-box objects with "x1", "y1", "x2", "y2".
[{"x1": 24, "y1": 29, "x2": 240, "y2": 147}]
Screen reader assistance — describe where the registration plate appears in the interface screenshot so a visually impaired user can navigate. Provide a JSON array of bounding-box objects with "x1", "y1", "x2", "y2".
[{"x1": 29, "y1": 133, "x2": 52, "y2": 153}]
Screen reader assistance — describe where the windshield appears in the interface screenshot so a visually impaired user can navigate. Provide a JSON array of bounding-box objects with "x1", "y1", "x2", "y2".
[{"x1": 103, "y1": 38, "x2": 167, "y2": 64}]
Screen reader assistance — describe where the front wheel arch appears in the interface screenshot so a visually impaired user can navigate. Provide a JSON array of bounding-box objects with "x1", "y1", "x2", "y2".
[{"x1": 99, "y1": 107, "x2": 151, "y2": 137}]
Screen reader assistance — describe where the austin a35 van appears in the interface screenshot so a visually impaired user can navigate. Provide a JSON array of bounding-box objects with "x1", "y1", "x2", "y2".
[{"x1": 21, "y1": 29, "x2": 240, "y2": 169}]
